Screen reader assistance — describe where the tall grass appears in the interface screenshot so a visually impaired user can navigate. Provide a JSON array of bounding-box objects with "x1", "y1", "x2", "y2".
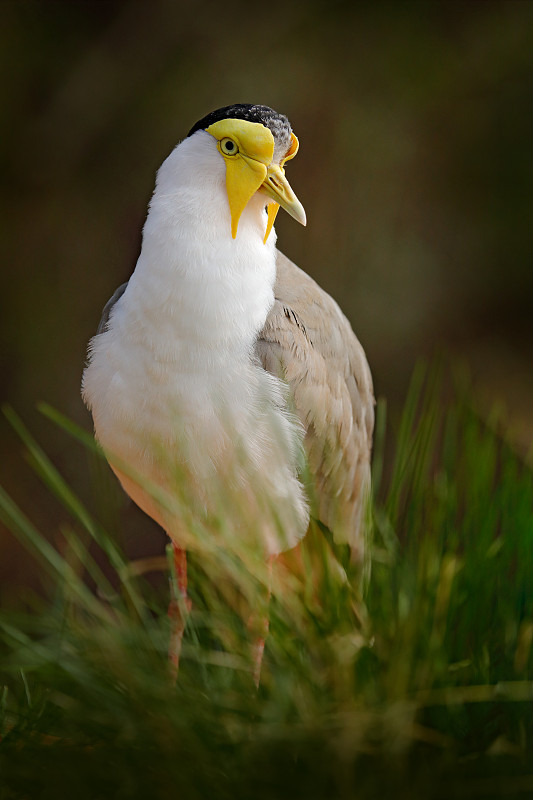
[{"x1": 1, "y1": 364, "x2": 532, "y2": 799}]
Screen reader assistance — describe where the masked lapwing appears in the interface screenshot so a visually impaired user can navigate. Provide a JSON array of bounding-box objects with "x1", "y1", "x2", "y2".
[{"x1": 82, "y1": 104, "x2": 374, "y2": 683}]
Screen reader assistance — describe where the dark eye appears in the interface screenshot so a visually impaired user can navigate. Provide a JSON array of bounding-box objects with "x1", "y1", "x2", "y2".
[{"x1": 220, "y1": 138, "x2": 238, "y2": 155}]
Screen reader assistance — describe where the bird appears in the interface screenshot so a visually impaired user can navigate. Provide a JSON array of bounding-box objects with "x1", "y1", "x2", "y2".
[{"x1": 82, "y1": 103, "x2": 374, "y2": 682}]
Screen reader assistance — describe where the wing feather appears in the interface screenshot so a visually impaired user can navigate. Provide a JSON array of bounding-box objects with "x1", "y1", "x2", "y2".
[
  {"x1": 256, "y1": 251, "x2": 374, "y2": 555},
  {"x1": 96, "y1": 281, "x2": 129, "y2": 335}
]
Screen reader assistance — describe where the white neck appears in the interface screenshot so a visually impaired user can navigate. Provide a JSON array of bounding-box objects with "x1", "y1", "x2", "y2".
[{"x1": 117, "y1": 132, "x2": 277, "y2": 370}]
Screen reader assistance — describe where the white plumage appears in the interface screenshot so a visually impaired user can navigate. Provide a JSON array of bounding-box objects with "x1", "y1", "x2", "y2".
[{"x1": 83, "y1": 130, "x2": 309, "y2": 556}]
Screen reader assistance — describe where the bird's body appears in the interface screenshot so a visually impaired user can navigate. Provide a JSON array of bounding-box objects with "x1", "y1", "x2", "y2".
[{"x1": 82, "y1": 104, "x2": 373, "y2": 678}]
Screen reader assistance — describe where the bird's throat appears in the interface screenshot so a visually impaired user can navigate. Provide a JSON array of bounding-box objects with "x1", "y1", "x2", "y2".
[{"x1": 124, "y1": 195, "x2": 277, "y2": 379}]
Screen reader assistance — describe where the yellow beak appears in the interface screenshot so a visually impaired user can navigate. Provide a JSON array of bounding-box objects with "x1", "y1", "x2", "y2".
[{"x1": 260, "y1": 163, "x2": 307, "y2": 226}]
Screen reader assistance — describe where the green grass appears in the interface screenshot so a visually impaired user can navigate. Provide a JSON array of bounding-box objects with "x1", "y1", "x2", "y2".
[{"x1": 1, "y1": 364, "x2": 533, "y2": 799}]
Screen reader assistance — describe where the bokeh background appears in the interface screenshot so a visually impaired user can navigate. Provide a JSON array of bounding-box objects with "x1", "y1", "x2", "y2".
[{"x1": 2, "y1": 0, "x2": 533, "y2": 594}]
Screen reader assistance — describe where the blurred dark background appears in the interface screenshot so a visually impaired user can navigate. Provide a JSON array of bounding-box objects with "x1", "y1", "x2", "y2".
[{"x1": 2, "y1": 0, "x2": 533, "y2": 595}]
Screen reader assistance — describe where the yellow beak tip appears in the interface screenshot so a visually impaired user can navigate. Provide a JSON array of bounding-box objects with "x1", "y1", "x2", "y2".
[{"x1": 292, "y1": 204, "x2": 307, "y2": 227}]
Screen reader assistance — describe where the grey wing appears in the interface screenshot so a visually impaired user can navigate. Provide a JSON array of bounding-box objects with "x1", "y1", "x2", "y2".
[
  {"x1": 256, "y1": 251, "x2": 374, "y2": 556},
  {"x1": 96, "y1": 281, "x2": 129, "y2": 335}
]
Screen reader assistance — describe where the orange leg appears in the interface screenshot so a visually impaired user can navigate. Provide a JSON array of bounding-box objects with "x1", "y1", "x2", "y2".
[
  {"x1": 251, "y1": 555, "x2": 274, "y2": 688},
  {"x1": 168, "y1": 543, "x2": 192, "y2": 681}
]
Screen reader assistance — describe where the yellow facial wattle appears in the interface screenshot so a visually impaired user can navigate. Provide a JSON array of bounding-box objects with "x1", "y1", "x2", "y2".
[{"x1": 205, "y1": 119, "x2": 306, "y2": 241}]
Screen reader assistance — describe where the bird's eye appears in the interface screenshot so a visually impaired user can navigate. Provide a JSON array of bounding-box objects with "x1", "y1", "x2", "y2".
[{"x1": 220, "y1": 138, "x2": 238, "y2": 156}]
